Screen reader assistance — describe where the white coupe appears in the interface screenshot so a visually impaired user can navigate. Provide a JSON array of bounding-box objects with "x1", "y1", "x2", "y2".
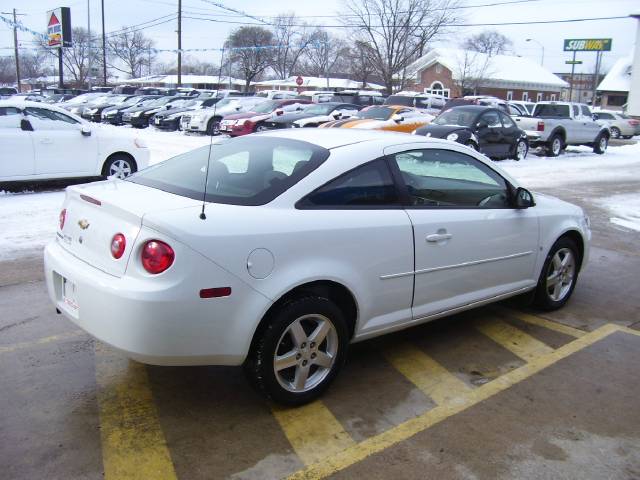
[
  {"x1": 0, "y1": 100, "x2": 149, "y2": 182},
  {"x1": 44, "y1": 129, "x2": 590, "y2": 405}
]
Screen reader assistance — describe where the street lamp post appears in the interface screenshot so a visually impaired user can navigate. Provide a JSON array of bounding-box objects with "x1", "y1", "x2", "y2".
[{"x1": 526, "y1": 38, "x2": 545, "y2": 66}]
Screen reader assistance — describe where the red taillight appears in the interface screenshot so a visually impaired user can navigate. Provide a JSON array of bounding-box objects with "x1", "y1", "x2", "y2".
[
  {"x1": 537, "y1": 121, "x2": 545, "y2": 132},
  {"x1": 629, "y1": 119, "x2": 639, "y2": 126},
  {"x1": 59, "y1": 209, "x2": 66, "y2": 230},
  {"x1": 111, "y1": 233, "x2": 126, "y2": 259},
  {"x1": 141, "y1": 240, "x2": 174, "y2": 274}
]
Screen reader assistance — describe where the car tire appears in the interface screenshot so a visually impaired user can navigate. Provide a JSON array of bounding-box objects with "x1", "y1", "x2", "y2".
[
  {"x1": 244, "y1": 296, "x2": 349, "y2": 406},
  {"x1": 102, "y1": 155, "x2": 137, "y2": 179},
  {"x1": 593, "y1": 133, "x2": 608, "y2": 154},
  {"x1": 206, "y1": 118, "x2": 220, "y2": 135},
  {"x1": 609, "y1": 127, "x2": 620, "y2": 139},
  {"x1": 546, "y1": 134, "x2": 563, "y2": 157},
  {"x1": 255, "y1": 123, "x2": 269, "y2": 132},
  {"x1": 512, "y1": 139, "x2": 528, "y2": 161},
  {"x1": 465, "y1": 141, "x2": 479, "y2": 151},
  {"x1": 533, "y1": 237, "x2": 579, "y2": 311},
  {"x1": 622, "y1": 135, "x2": 633, "y2": 139}
]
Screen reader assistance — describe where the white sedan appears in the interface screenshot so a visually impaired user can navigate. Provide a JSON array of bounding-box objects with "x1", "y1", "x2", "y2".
[
  {"x1": 0, "y1": 100, "x2": 149, "y2": 182},
  {"x1": 44, "y1": 129, "x2": 590, "y2": 405}
]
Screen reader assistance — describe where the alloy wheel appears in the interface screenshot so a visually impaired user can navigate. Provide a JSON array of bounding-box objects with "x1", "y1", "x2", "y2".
[
  {"x1": 516, "y1": 141, "x2": 528, "y2": 160},
  {"x1": 599, "y1": 136, "x2": 608, "y2": 152},
  {"x1": 273, "y1": 314, "x2": 338, "y2": 393},
  {"x1": 610, "y1": 127, "x2": 620, "y2": 139},
  {"x1": 109, "y1": 159, "x2": 132, "y2": 179},
  {"x1": 552, "y1": 138, "x2": 561, "y2": 156},
  {"x1": 546, "y1": 248, "x2": 575, "y2": 302}
]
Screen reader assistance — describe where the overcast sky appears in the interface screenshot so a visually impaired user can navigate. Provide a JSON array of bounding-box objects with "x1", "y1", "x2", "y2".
[{"x1": 1, "y1": 0, "x2": 638, "y2": 77}]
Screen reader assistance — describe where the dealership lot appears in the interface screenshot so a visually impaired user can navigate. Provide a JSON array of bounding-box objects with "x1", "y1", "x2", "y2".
[{"x1": 1, "y1": 143, "x2": 639, "y2": 478}]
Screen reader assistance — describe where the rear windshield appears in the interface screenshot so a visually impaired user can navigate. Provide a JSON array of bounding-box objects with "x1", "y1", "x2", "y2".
[
  {"x1": 385, "y1": 96, "x2": 414, "y2": 107},
  {"x1": 534, "y1": 104, "x2": 570, "y2": 118},
  {"x1": 129, "y1": 136, "x2": 330, "y2": 206}
]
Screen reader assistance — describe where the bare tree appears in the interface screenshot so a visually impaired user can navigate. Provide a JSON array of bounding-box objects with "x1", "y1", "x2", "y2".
[
  {"x1": 108, "y1": 28, "x2": 156, "y2": 79},
  {"x1": 342, "y1": 0, "x2": 458, "y2": 94},
  {"x1": 463, "y1": 30, "x2": 512, "y2": 56},
  {"x1": 345, "y1": 41, "x2": 377, "y2": 88},
  {"x1": 226, "y1": 26, "x2": 274, "y2": 91},
  {"x1": 0, "y1": 56, "x2": 16, "y2": 84},
  {"x1": 41, "y1": 27, "x2": 100, "y2": 87},
  {"x1": 301, "y1": 29, "x2": 349, "y2": 85},
  {"x1": 270, "y1": 14, "x2": 312, "y2": 79},
  {"x1": 19, "y1": 51, "x2": 48, "y2": 80},
  {"x1": 453, "y1": 50, "x2": 492, "y2": 96}
]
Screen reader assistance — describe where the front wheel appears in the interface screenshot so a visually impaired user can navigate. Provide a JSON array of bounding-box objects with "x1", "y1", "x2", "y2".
[
  {"x1": 593, "y1": 134, "x2": 608, "y2": 154},
  {"x1": 102, "y1": 155, "x2": 137, "y2": 179},
  {"x1": 533, "y1": 237, "x2": 579, "y2": 311},
  {"x1": 206, "y1": 118, "x2": 220, "y2": 135},
  {"x1": 513, "y1": 139, "x2": 528, "y2": 161},
  {"x1": 244, "y1": 296, "x2": 349, "y2": 406}
]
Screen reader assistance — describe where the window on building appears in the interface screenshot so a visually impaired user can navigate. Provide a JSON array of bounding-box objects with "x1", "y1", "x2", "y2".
[
  {"x1": 550, "y1": 94, "x2": 556, "y2": 101},
  {"x1": 435, "y1": 64, "x2": 442, "y2": 74},
  {"x1": 536, "y1": 92, "x2": 543, "y2": 102},
  {"x1": 522, "y1": 92, "x2": 529, "y2": 101},
  {"x1": 506, "y1": 91, "x2": 513, "y2": 101}
]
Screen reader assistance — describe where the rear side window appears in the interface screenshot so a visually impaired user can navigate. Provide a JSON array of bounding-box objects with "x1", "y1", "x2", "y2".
[
  {"x1": 596, "y1": 112, "x2": 614, "y2": 119},
  {"x1": 129, "y1": 136, "x2": 329, "y2": 206},
  {"x1": 298, "y1": 159, "x2": 399, "y2": 208},
  {"x1": 534, "y1": 104, "x2": 570, "y2": 118},
  {"x1": 581, "y1": 105, "x2": 592, "y2": 117}
]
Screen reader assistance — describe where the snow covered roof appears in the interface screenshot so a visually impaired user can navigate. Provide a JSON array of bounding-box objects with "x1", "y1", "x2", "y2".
[
  {"x1": 127, "y1": 75, "x2": 245, "y2": 86},
  {"x1": 597, "y1": 56, "x2": 632, "y2": 93},
  {"x1": 405, "y1": 48, "x2": 569, "y2": 89},
  {"x1": 252, "y1": 76, "x2": 385, "y2": 90}
]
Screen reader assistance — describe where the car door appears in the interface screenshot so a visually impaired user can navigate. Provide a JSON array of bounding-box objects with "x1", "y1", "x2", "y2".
[
  {"x1": 25, "y1": 107, "x2": 97, "y2": 177},
  {"x1": 498, "y1": 112, "x2": 521, "y2": 158},
  {"x1": 475, "y1": 110, "x2": 504, "y2": 158},
  {"x1": 386, "y1": 146, "x2": 539, "y2": 320},
  {"x1": 0, "y1": 106, "x2": 35, "y2": 179},
  {"x1": 580, "y1": 104, "x2": 601, "y2": 142}
]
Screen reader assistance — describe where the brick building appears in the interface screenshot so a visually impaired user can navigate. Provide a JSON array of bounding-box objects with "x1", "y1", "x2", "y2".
[{"x1": 403, "y1": 48, "x2": 568, "y2": 102}]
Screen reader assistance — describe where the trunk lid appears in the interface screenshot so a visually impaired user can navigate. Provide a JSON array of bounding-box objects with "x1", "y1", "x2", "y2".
[{"x1": 58, "y1": 179, "x2": 201, "y2": 277}]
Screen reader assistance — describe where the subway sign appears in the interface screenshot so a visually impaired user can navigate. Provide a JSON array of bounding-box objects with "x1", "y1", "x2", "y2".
[{"x1": 563, "y1": 38, "x2": 612, "y2": 52}]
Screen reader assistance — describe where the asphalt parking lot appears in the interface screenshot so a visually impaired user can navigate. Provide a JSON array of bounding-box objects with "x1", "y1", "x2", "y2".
[{"x1": 1, "y1": 155, "x2": 639, "y2": 479}]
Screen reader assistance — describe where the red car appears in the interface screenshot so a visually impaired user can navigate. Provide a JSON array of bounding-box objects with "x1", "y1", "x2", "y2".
[{"x1": 219, "y1": 99, "x2": 311, "y2": 136}]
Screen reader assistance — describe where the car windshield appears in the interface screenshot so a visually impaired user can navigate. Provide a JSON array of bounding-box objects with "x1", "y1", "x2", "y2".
[
  {"x1": 66, "y1": 93, "x2": 103, "y2": 105},
  {"x1": 253, "y1": 100, "x2": 280, "y2": 113},
  {"x1": 304, "y1": 104, "x2": 334, "y2": 115},
  {"x1": 129, "y1": 137, "x2": 330, "y2": 206},
  {"x1": 386, "y1": 96, "x2": 414, "y2": 107},
  {"x1": 533, "y1": 104, "x2": 570, "y2": 118},
  {"x1": 357, "y1": 106, "x2": 395, "y2": 120},
  {"x1": 433, "y1": 109, "x2": 476, "y2": 127}
]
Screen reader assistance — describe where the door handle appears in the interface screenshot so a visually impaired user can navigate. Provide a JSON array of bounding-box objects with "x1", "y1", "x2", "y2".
[{"x1": 426, "y1": 233, "x2": 452, "y2": 242}]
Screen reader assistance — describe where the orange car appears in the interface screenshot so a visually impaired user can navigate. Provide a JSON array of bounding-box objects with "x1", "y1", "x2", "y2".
[{"x1": 319, "y1": 105, "x2": 434, "y2": 133}]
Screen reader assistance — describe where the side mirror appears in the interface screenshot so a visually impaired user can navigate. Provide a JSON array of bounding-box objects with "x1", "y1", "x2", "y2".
[
  {"x1": 592, "y1": 113, "x2": 599, "y2": 121},
  {"x1": 80, "y1": 124, "x2": 92, "y2": 137},
  {"x1": 332, "y1": 112, "x2": 342, "y2": 119},
  {"x1": 391, "y1": 114, "x2": 404, "y2": 123},
  {"x1": 20, "y1": 119, "x2": 33, "y2": 131},
  {"x1": 514, "y1": 187, "x2": 535, "y2": 209}
]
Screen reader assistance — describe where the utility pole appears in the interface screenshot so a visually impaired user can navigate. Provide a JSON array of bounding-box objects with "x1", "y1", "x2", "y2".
[
  {"x1": 101, "y1": 0, "x2": 106, "y2": 85},
  {"x1": 87, "y1": 0, "x2": 92, "y2": 89},
  {"x1": 177, "y1": 0, "x2": 182, "y2": 86},
  {"x1": 591, "y1": 50, "x2": 602, "y2": 107},
  {"x1": 568, "y1": 51, "x2": 577, "y2": 102},
  {"x1": 12, "y1": 9, "x2": 21, "y2": 92}
]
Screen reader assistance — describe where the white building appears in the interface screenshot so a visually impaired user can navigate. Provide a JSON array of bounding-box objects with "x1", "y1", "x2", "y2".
[
  {"x1": 252, "y1": 76, "x2": 385, "y2": 92},
  {"x1": 597, "y1": 56, "x2": 632, "y2": 110},
  {"x1": 126, "y1": 75, "x2": 245, "y2": 90}
]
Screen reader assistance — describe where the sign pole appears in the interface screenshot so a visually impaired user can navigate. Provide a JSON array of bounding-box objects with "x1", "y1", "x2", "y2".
[
  {"x1": 58, "y1": 47, "x2": 64, "y2": 88},
  {"x1": 12, "y1": 9, "x2": 21, "y2": 93},
  {"x1": 569, "y1": 51, "x2": 576, "y2": 101}
]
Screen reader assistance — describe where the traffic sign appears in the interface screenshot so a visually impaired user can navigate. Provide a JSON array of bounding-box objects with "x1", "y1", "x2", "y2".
[{"x1": 296, "y1": 76, "x2": 303, "y2": 86}]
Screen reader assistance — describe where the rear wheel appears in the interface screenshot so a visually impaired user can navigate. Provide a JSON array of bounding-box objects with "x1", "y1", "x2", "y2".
[
  {"x1": 609, "y1": 126, "x2": 620, "y2": 139},
  {"x1": 244, "y1": 296, "x2": 349, "y2": 406},
  {"x1": 593, "y1": 134, "x2": 608, "y2": 154},
  {"x1": 513, "y1": 139, "x2": 528, "y2": 161},
  {"x1": 533, "y1": 237, "x2": 579, "y2": 311},
  {"x1": 102, "y1": 155, "x2": 137, "y2": 179},
  {"x1": 206, "y1": 117, "x2": 221, "y2": 135},
  {"x1": 546, "y1": 134, "x2": 563, "y2": 157}
]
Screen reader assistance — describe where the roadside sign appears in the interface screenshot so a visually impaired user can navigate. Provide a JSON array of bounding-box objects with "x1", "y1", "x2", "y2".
[
  {"x1": 296, "y1": 76, "x2": 303, "y2": 86},
  {"x1": 565, "y1": 60, "x2": 583, "y2": 65},
  {"x1": 563, "y1": 39, "x2": 612, "y2": 52},
  {"x1": 46, "y1": 7, "x2": 72, "y2": 48}
]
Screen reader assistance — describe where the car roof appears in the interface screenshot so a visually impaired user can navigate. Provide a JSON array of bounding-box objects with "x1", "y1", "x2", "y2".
[
  {"x1": 442, "y1": 105, "x2": 496, "y2": 113},
  {"x1": 253, "y1": 127, "x2": 448, "y2": 150}
]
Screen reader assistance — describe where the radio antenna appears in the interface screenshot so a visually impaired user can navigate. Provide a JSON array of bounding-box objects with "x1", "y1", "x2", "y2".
[{"x1": 199, "y1": 46, "x2": 226, "y2": 220}]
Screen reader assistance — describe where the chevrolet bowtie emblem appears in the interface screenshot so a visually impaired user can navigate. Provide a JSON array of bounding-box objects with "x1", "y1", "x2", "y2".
[{"x1": 78, "y1": 219, "x2": 90, "y2": 230}]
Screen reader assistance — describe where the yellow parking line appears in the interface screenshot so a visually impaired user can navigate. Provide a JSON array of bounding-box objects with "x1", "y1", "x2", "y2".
[
  {"x1": 287, "y1": 323, "x2": 624, "y2": 480},
  {"x1": 0, "y1": 330, "x2": 84, "y2": 354},
  {"x1": 494, "y1": 307, "x2": 586, "y2": 338},
  {"x1": 95, "y1": 344, "x2": 177, "y2": 480},
  {"x1": 475, "y1": 318, "x2": 554, "y2": 361},
  {"x1": 272, "y1": 400, "x2": 356, "y2": 466},
  {"x1": 384, "y1": 343, "x2": 471, "y2": 405}
]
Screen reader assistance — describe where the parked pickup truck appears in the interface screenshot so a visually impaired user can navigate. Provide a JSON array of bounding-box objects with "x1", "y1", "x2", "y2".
[{"x1": 514, "y1": 102, "x2": 610, "y2": 156}]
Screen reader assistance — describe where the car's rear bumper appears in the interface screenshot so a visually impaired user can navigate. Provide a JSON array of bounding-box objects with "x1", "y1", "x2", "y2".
[{"x1": 44, "y1": 238, "x2": 270, "y2": 366}]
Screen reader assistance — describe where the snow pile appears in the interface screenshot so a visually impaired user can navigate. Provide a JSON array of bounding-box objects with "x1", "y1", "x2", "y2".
[{"x1": 597, "y1": 194, "x2": 640, "y2": 232}]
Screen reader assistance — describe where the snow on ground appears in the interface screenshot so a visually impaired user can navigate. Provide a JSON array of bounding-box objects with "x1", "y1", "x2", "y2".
[
  {"x1": 596, "y1": 193, "x2": 640, "y2": 232},
  {"x1": 1, "y1": 133, "x2": 639, "y2": 262}
]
